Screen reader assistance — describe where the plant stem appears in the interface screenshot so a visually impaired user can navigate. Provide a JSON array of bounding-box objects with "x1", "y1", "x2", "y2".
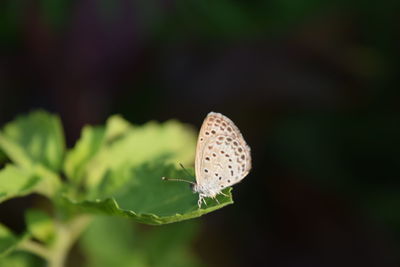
[
  {"x1": 19, "y1": 239, "x2": 51, "y2": 260},
  {"x1": 48, "y1": 215, "x2": 93, "y2": 267}
]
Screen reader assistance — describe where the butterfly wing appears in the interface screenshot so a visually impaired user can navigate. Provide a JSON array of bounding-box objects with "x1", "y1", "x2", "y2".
[{"x1": 195, "y1": 112, "x2": 251, "y2": 190}]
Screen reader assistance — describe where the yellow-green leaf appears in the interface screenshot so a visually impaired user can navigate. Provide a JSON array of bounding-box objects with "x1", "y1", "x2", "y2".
[
  {"x1": 25, "y1": 210, "x2": 55, "y2": 243},
  {"x1": 0, "y1": 110, "x2": 65, "y2": 172},
  {"x1": 0, "y1": 165, "x2": 39, "y2": 203}
]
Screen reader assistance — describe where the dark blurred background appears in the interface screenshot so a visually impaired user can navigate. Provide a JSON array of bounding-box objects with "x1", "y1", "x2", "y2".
[{"x1": 1, "y1": 0, "x2": 400, "y2": 266}]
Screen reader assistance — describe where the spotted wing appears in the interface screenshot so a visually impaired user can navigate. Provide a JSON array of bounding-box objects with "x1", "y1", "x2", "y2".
[
  {"x1": 198, "y1": 135, "x2": 251, "y2": 193},
  {"x1": 195, "y1": 112, "x2": 251, "y2": 188}
]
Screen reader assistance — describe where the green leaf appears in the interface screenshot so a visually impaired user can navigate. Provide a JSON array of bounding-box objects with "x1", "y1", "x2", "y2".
[
  {"x1": 64, "y1": 125, "x2": 106, "y2": 183},
  {"x1": 0, "y1": 165, "x2": 40, "y2": 203},
  {"x1": 80, "y1": 216, "x2": 202, "y2": 267},
  {"x1": 64, "y1": 115, "x2": 131, "y2": 183},
  {"x1": 0, "y1": 251, "x2": 44, "y2": 267},
  {"x1": 0, "y1": 110, "x2": 65, "y2": 172},
  {"x1": 0, "y1": 223, "x2": 28, "y2": 258},
  {"x1": 64, "y1": 163, "x2": 233, "y2": 225},
  {"x1": 64, "y1": 115, "x2": 196, "y2": 193},
  {"x1": 85, "y1": 117, "x2": 196, "y2": 192},
  {"x1": 0, "y1": 164, "x2": 61, "y2": 203},
  {"x1": 64, "y1": 115, "x2": 233, "y2": 225},
  {"x1": 25, "y1": 210, "x2": 55, "y2": 243}
]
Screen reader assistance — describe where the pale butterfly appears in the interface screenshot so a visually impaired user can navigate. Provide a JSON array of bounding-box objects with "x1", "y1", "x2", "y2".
[{"x1": 163, "y1": 112, "x2": 252, "y2": 208}]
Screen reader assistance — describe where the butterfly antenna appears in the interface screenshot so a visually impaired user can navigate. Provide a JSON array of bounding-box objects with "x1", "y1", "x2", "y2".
[
  {"x1": 179, "y1": 163, "x2": 195, "y2": 178},
  {"x1": 161, "y1": 177, "x2": 196, "y2": 185}
]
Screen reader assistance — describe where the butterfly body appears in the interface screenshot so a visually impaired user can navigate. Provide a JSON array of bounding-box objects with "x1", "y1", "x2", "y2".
[{"x1": 193, "y1": 112, "x2": 251, "y2": 207}]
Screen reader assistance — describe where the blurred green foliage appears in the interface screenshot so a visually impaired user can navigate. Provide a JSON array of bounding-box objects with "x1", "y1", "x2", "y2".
[
  {"x1": 80, "y1": 217, "x2": 202, "y2": 267},
  {"x1": 0, "y1": 110, "x2": 230, "y2": 266},
  {"x1": 0, "y1": 223, "x2": 25, "y2": 257},
  {"x1": 25, "y1": 210, "x2": 55, "y2": 244},
  {"x1": 0, "y1": 110, "x2": 65, "y2": 172}
]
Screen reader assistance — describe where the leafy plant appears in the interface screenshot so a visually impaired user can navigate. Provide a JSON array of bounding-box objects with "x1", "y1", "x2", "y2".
[{"x1": 0, "y1": 110, "x2": 233, "y2": 266}]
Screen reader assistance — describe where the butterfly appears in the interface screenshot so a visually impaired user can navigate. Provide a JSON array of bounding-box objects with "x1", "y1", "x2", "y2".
[{"x1": 163, "y1": 112, "x2": 251, "y2": 208}]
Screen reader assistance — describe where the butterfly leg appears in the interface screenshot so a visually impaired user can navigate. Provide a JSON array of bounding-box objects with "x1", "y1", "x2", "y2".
[
  {"x1": 197, "y1": 197, "x2": 202, "y2": 208},
  {"x1": 214, "y1": 197, "x2": 220, "y2": 205},
  {"x1": 202, "y1": 197, "x2": 207, "y2": 206},
  {"x1": 219, "y1": 191, "x2": 229, "y2": 197},
  {"x1": 198, "y1": 194, "x2": 208, "y2": 208}
]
